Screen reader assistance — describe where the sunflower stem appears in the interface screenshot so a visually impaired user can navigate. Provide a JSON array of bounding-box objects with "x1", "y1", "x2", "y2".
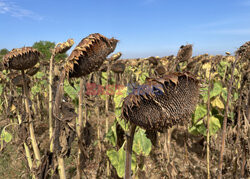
[
  {"x1": 125, "y1": 123, "x2": 136, "y2": 179},
  {"x1": 21, "y1": 70, "x2": 41, "y2": 167},
  {"x1": 206, "y1": 61, "x2": 213, "y2": 179},
  {"x1": 58, "y1": 156, "x2": 66, "y2": 179},
  {"x1": 217, "y1": 56, "x2": 238, "y2": 179},
  {"x1": 49, "y1": 50, "x2": 56, "y2": 153},
  {"x1": 17, "y1": 111, "x2": 36, "y2": 179},
  {"x1": 76, "y1": 78, "x2": 84, "y2": 179},
  {"x1": 105, "y1": 60, "x2": 111, "y2": 177}
]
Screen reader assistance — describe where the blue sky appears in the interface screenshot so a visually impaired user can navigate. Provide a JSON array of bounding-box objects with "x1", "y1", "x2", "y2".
[{"x1": 0, "y1": 0, "x2": 249, "y2": 58}]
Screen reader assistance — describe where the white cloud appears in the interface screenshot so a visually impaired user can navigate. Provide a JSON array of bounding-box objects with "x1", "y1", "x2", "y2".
[{"x1": 0, "y1": 0, "x2": 43, "y2": 20}]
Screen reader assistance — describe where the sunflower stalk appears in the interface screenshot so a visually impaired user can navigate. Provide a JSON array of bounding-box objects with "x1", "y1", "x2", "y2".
[
  {"x1": 105, "y1": 60, "x2": 111, "y2": 177},
  {"x1": 21, "y1": 70, "x2": 41, "y2": 167},
  {"x1": 217, "y1": 56, "x2": 238, "y2": 179},
  {"x1": 49, "y1": 48, "x2": 56, "y2": 153},
  {"x1": 58, "y1": 156, "x2": 66, "y2": 179},
  {"x1": 125, "y1": 123, "x2": 136, "y2": 179},
  {"x1": 206, "y1": 62, "x2": 213, "y2": 179},
  {"x1": 76, "y1": 78, "x2": 84, "y2": 179},
  {"x1": 17, "y1": 111, "x2": 36, "y2": 179},
  {"x1": 53, "y1": 70, "x2": 67, "y2": 179}
]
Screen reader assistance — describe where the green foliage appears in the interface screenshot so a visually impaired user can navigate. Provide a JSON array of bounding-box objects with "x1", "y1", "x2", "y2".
[
  {"x1": 1, "y1": 129, "x2": 12, "y2": 143},
  {"x1": 64, "y1": 80, "x2": 80, "y2": 105},
  {"x1": 188, "y1": 58, "x2": 242, "y2": 137},
  {"x1": 189, "y1": 98, "x2": 222, "y2": 136},
  {"x1": 1, "y1": 126, "x2": 13, "y2": 151},
  {"x1": 114, "y1": 86, "x2": 128, "y2": 109},
  {"x1": 34, "y1": 71, "x2": 45, "y2": 79},
  {"x1": 101, "y1": 72, "x2": 108, "y2": 86},
  {"x1": 0, "y1": 48, "x2": 9, "y2": 56},
  {"x1": 211, "y1": 96, "x2": 224, "y2": 109},
  {"x1": 218, "y1": 61, "x2": 229, "y2": 77},
  {"x1": 221, "y1": 88, "x2": 228, "y2": 102},
  {"x1": 0, "y1": 84, "x2": 3, "y2": 95},
  {"x1": 210, "y1": 82, "x2": 223, "y2": 99},
  {"x1": 0, "y1": 48, "x2": 9, "y2": 61},
  {"x1": 106, "y1": 67, "x2": 152, "y2": 177},
  {"x1": 133, "y1": 128, "x2": 152, "y2": 156},
  {"x1": 193, "y1": 105, "x2": 207, "y2": 124},
  {"x1": 105, "y1": 121, "x2": 117, "y2": 147},
  {"x1": 113, "y1": 86, "x2": 129, "y2": 131},
  {"x1": 115, "y1": 109, "x2": 128, "y2": 131},
  {"x1": 32, "y1": 41, "x2": 67, "y2": 62},
  {"x1": 107, "y1": 144, "x2": 136, "y2": 178},
  {"x1": 208, "y1": 116, "x2": 221, "y2": 135},
  {"x1": 31, "y1": 72, "x2": 48, "y2": 96}
]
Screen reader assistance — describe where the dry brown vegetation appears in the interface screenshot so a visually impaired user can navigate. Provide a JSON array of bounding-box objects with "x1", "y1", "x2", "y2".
[{"x1": 0, "y1": 40, "x2": 249, "y2": 179}]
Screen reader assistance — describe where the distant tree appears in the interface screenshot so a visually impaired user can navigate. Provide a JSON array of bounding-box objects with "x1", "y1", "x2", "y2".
[
  {"x1": 32, "y1": 41, "x2": 68, "y2": 62},
  {"x1": 0, "y1": 48, "x2": 9, "y2": 56},
  {"x1": 0, "y1": 48, "x2": 9, "y2": 62}
]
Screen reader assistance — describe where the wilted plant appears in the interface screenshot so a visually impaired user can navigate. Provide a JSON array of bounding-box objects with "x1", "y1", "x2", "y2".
[
  {"x1": 53, "y1": 33, "x2": 118, "y2": 178},
  {"x1": 3, "y1": 47, "x2": 42, "y2": 171},
  {"x1": 172, "y1": 44, "x2": 193, "y2": 71},
  {"x1": 176, "y1": 44, "x2": 193, "y2": 63},
  {"x1": 122, "y1": 72, "x2": 200, "y2": 178},
  {"x1": 154, "y1": 65, "x2": 166, "y2": 76},
  {"x1": 111, "y1": 61, "x2": 126, "y2": 74},
  {"x1": 65, "y1": 33, "x2": 118, "y2": 78}
]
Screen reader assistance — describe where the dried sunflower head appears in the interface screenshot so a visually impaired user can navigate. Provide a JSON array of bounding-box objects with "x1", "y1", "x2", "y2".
[
  {"x1": 3, "y1": 47, "x2": 41, "y2": 70},
  {"x1": 236, "y1": 41, "x2": 250, "y2": 59},
  {"x1": 122, "y1": 72, "x2": 200, "y2": 132},
  {"x1": 111, "y1": 62, "x2": 126, "y2": 74},
  {"x1": 55, "y1": 38, "x2": 75, "y2": 55},
  {"x1": 65, "y1": 33, "x2": 118, "y2": 78},
  {"x1": 176, "y1": 44, "x2": 193, "y2": 62},
  {"x1": 26, "y1": 65, "x2": 40, "y2": 76},
  {"x1": 147, "y1": 56, "x2": 159, "y2": 66},
  {"x1": 155, "y1": 65, "x2": 166, "y2": 76},
  {"x1": 110, "y1": 52, "x2": 122, "y2": 61}
]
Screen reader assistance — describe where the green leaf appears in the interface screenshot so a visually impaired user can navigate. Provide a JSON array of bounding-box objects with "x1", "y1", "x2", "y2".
[
  {"x1": 133, "y1": 128, "x2": 152, "y2": 156},
  {"x1": 138, "y1": 72, "x2": 149, "y2": 84},
  {"x1": 115, "y1": 110, "x2": 128, "y2": 131},
  {"x1": 202, "y1": 63, "x2": 211, "y2": 78},
  {"x1": 218, "y1": 61, "x2": 229, "y2": 77},
  {"x1": 189, "y1": 116, "x2": 221, "y2": 136},
  {"x1": 221, "y1": 88, "x2": 228, "y2": 102},
  {"x1": 188, "y1": 125, "x2": 200, "y2": 135},
  {"x1": 196, "y1": 123, "x2": 207, "y2": 136},
  {"x1": 40, "y1": 79, "x2": 48, "y2": 85},
  {"x1": 233, "y1": 92, "x2": 239, "y2": 101},
  {"x1": 100, "y1": 94, "x2": 107, "y2": 101},
  {"x1": 201, "y1": 87, "x2": 208, "y2": 102},
  {"x1": 34, "y1": 71, "x2": 45, "y2": 79},
  {"x1": 64, "y1": 81, "x2": 79, "y2": 100},
  {"x1": 105, "y1": 121, "x2": 117, "y2": 147},
  {"x1": 193, "y1": 105, "x2": 207, "y2": 124},
  {"x1": 210, "y1": 81, "x2": 222, "y2": 98},
  {"x1": 31, "y1": 85, "x2": 41, "y2": 95},
  {"x1": 209, "y1": 116, "x2": 221, "y2": 135},
  {"x1": 107, "y1": 145, "x2": 136, "y2": 178},
  {"x1": 101, "y1": 72, "x2": 108, "y2": 85},
  {"x1": 114, "y1": 86, "x2": 128, "y2": 108},
  {"x1": 1, "y1": 129, "x2": 12, "y2": 143},
  {"x1": 0, "y1": 84, "x2": 3, "y2": 95},
  {"x1": 211, "y1": 96, "x2": 224, "y2": 109}
]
